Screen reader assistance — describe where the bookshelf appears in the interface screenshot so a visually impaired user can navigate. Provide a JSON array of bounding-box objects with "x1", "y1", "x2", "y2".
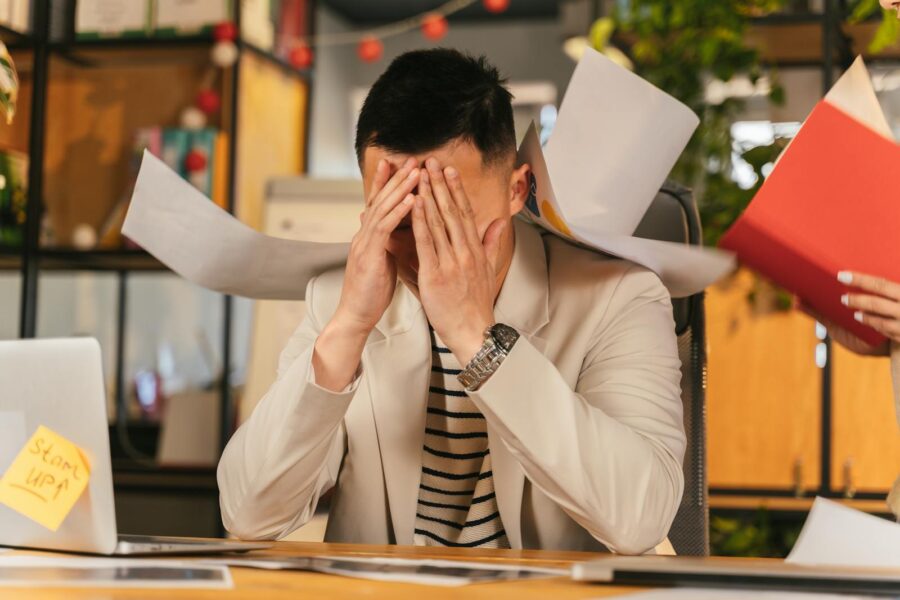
[{"x1": 0, "y1": 0, "x2": 314, "y2": 536}]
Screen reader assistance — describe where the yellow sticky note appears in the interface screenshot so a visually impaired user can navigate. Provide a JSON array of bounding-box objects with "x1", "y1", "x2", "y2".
[{"x1": 0, "y1": 425, "x2": 91, "y2": 531}]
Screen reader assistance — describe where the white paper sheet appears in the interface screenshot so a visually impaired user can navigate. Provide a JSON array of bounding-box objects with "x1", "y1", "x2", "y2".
[
  {"x1": 786, "y1": 497, "x2": 900, "y2": 570},
  {"x1": 519, "y1": 122, "x2": 735, "y2": 298},
  {"x1": 124, "y1": 49, "x2": 733, "y2": 301},
  {"x1": 0, "y1": 555, "x2": 233, "y2": 589},
  {"x1": 544, "y1": 49, "x2": 700, "y2": 235},
  {"x1": 122, "y1": 151, "x2": 350, "y2": 300},
  {"x1": 622, "y1": 589, "x2": 875, "y2": 599},
  {"x1": 203, "y1": 555, "x2": 564, "y2": 587},
  {"x1": 825, "y1": 56, "x2": 894, "y2": 141}
]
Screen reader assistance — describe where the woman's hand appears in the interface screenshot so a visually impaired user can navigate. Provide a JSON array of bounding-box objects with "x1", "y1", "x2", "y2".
[
  {"x1": 838, "y1": 271, "x2": 900, "y2": 350},
  {"x1": 794, "y1": 270, "x2": 900, "y2": 358}
]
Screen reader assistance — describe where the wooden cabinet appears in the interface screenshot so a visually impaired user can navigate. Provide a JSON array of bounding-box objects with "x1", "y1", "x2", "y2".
[
  {"x1": 707, "y1": 268, "x2": 900, "y2": 496},
  {"x1": 707, "y1": 269, "x2": 822, "y2": 491},
  {"x1": 832, "y1": 346, "x2": 900, "y2": 493}
]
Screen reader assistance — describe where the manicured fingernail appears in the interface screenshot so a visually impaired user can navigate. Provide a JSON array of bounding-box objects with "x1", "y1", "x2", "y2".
[
  {"x1": 841, "y1": 294, "x2": 850, "y2": 306},
  {"x1": 426, "y1": 157, "x2": 438, "y2": 170},
  {"x1": 854, "y1": 311, "x2": 864, "y2": 323},
  {"x1": 405, "y1": 157, "x2": 416, "y2": 167},
  {"x1": 837, "y1": 271, "x2": 853, "y2": 284},
  {"x1": 445, "y1": 166, "x2": 458, "y2": 179},
  {"x1": 407, "y1": 169, "x2": 419, "y2": 180}
]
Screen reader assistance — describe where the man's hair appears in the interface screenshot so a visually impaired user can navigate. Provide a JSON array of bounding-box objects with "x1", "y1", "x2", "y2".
[{"x1": 355, "y1": 48, "x2": 516, "y2": 169}]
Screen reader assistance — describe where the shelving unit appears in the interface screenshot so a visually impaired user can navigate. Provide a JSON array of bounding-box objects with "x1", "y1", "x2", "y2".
[{"x1": 1, "y1": 0, "x2": 314, "y2": 536}]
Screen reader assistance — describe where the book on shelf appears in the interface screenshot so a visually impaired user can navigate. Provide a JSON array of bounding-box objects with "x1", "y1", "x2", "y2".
[
  {"x1": 241, "y1": 0, "x2": 274, "y2": 50},
  {"x1": 0, "y1": 0, "x2": 32, "y2": 35},
  {"x1": 100, "y1": 126, "x2": 227, "y2": 249},
  {"x1": 153, "y1": 0, "x2": 231, "y2": 38},
  {"x1": 75, "y1": 0, "x2": 152, "y2": 40}
]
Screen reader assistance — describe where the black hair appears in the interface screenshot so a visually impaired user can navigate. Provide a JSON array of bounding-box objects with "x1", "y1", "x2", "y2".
[{"x1": 355, "y1": 48, "x2": 516, "y2": 169}]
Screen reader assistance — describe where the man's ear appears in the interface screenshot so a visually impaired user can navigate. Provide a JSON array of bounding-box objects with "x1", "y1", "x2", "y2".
[{"x1": 508, "y1": 163, "x2": 530, "y2": 216}]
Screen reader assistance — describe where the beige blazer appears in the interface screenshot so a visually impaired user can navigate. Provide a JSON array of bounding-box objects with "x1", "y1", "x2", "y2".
[{"x1": 217, "y1": 218, "x2": 686, "y2": 555}]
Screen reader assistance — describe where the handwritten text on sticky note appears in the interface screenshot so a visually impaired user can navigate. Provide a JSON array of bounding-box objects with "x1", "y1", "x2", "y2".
[{"x1": 0, "y1": 425, "x2": 91, "y2": 531}]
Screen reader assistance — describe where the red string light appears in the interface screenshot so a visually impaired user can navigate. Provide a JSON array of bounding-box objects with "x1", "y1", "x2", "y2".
[
  {"x1": 357, "y1": 36, "x2": 384, "y2": 63},
  {"x1": 421, "y1": 13, "x2": 449, "y2": 40},
  {"x1": 483, "y1": 0, "x2": 510, "y2": 13}
]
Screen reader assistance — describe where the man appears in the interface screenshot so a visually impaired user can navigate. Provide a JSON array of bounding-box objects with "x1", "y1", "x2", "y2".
[{"x1": 218, "y1": 49, "x2": 686, "y2": 554}]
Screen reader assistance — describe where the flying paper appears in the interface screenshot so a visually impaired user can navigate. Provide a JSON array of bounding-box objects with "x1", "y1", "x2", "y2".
[
  {"x1": 122, "y1": 151, "x2": 350, "y2": 300},
  {"x1": 0, "y1": 425, "x2": 91, "y2": 531},
  {"x1": 720, "y1": 57, "x2": 900, "y2": 346},
  {"x1": 123, "y1": 49, "x2": 735, "y2": 300},
  {"x1": 517, "y1": 49, "x2": 735, "y2": 297}
]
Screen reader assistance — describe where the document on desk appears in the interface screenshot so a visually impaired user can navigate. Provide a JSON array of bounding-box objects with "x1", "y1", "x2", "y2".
[
  {"x1": 787, "y1": 496, "x2": 900, "y2": 570},
  {"x1": 122, "y1": 150, "x2": 350, "y2": 300},
  {"x1": 0, "y1": 555, "x2": 233, "y2": 589},
  {"x1": 720, "y1": 57, "x2": 900, "y2": 346},
  {"x1": 205, "y1": 555, "x2": 565, "y2": 587},
  {"x1": 621, "y1": 589, "x2": 875, "y2": 599}
]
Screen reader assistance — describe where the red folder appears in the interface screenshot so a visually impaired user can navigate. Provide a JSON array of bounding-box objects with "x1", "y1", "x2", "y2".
[{"x1": 719, "y1": 100, "x2": 900, "y2": 346}]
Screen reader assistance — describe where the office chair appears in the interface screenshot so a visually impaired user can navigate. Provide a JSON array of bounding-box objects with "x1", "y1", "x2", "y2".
[{"x1": 633, "y1": 182, "x2": 709, "y2": 557}]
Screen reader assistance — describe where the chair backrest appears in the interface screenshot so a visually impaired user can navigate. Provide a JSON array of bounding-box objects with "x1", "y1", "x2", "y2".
[{"x1": 632, "y1": 182, "x2": 709, "y2": 557}]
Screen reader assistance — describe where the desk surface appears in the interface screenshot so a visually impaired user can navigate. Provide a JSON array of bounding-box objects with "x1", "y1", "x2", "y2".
[{"x1": 0, "y1": 542, "x2": 649, "y2": 599}]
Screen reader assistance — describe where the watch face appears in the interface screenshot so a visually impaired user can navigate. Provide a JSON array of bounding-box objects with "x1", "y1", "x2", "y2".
[{"x1": 490, "y1": 323, "x2": 520, "y2": 353}]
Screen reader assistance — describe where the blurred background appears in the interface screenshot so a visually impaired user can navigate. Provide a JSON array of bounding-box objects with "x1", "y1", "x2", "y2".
[{"x1": 0, "y1": 0, "x2": 897, "y2": 557}]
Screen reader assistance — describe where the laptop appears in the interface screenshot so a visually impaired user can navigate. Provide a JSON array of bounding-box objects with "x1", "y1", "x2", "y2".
[
  {"x1": 572, "y1": 555, "x2": 900, "y2": 596},
  {"x1": 0, "y1": 337, "x2": 270, "y2": 556}
]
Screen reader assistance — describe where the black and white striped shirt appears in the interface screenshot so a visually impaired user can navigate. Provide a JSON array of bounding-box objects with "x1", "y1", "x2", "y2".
[{"x1": 413, "y1": 328, "x2": 509, "y2": 548}]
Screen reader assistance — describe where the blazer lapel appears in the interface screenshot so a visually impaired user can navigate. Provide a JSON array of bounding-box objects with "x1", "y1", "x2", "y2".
[
  {"x1": 367, "y1": 283, "x2": 431, "y2": 545},
  {"x1": 488, "y1": 218, "x2": 552, "y2": 549}
]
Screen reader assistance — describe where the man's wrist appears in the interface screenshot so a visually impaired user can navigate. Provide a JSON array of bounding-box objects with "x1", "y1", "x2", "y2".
[
  {"x1": 327, "y1": 310, "x2": 375, "y2": 343},
  {"x1": 448, "y1": 321, "x2": 495, "y2": 366}
]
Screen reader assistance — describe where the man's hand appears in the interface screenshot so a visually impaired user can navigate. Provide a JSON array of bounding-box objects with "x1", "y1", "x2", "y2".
[
  {"x1": 313, "y1": 157, "x2": 419, "y2": 392},
  {"x1": 839, "y1": 270, "x2": 900, "y2": 347},
  {"x1": 411, "y1": 158, "x2": 506, "y2": 365},
  {"x1": 334, "y1": 157, "x2": 420, "y2": 334}
]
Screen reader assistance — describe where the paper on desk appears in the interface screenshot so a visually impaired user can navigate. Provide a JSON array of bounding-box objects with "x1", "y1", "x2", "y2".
[
  {"x1": 122, "y1": 150, "x2": 350, "y2": 300},
  {"x1": 204, "y1": 555, "x2": 565, "y2": 587},
  {"x1": 622, "y1": 589, "x2": 875, "y2": 599},
  {"x1": 0, "y1": 425, "x2": 91, "y2": 532},
  {"x1": 786, "y1": 497, "x2": 900, "y2": 570},
  {"x1": 0, "y1": 555, "x2": 233, "y2": 589}
]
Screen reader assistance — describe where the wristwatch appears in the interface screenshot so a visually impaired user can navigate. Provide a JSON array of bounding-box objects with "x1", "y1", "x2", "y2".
[{"x1": 457, "y1": 323, "x2": 520, "y2": 392}]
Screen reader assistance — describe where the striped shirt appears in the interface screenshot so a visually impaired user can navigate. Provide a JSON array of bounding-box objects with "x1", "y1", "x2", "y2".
[{"x1": 413, "y1": 328, "x2": 509, "y2": 548}]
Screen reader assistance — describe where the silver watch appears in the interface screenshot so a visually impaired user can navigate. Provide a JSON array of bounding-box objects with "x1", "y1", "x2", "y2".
[{"x1": 457, "y1": 323, "x2": 520, "y2": 392}]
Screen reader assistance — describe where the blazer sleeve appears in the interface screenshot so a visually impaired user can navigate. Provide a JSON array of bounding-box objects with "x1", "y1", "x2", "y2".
[
  {"x1": 217, "y1": 275, "x2": 361, "y2": 540},
  {"x1": 467, "y1": 266, "x2": 686, "y2": 555},
  {"x1": 891, "y1": 342, "x2": 900, "y2": 426}
]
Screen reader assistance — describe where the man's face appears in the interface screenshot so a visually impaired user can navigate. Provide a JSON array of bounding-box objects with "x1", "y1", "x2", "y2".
[{"x1": 361, "y1": 140, "x2": 518, "y2": 288}]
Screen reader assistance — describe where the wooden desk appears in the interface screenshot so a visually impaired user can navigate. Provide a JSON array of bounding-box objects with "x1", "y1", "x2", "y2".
[{"x1": 0, "y1": 542, "x2": 648, "y2": 599}]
